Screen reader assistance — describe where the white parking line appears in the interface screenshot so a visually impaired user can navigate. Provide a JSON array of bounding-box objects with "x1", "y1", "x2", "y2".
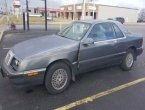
[
  {"x1": 55, "y1": 77, "x2": 145, "y2": 110},
  {"x1": 3, "y1": 48, "x2": 11, "y2": 50}
]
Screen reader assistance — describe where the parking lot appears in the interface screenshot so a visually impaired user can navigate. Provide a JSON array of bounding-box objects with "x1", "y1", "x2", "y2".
[{"x1": 0, "y1": 24, "x2": 145, "y2": 110}]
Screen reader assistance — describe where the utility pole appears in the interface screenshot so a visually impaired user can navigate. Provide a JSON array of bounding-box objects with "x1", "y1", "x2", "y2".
[
  {"x1": 73, "y1": 0, "x2": 76, "y2": 21},
  {"x1": 82, "y1": 0, "x2": 85, "y2": 20},
  {"x1": 4, "y1": 0, "x2": 8, "y2": 14},
  {"x1": 44, "y1": 0, "x2": 47, "y2": 31},
  {"x1": 26, "y1": 0, "x2": 29, "y2": 30},
  {"x1": 92, "y1": 0, "x2": 95, "y2": 19},
  {"x1": 4, "y1": 0, "x2": 9, "y2": 25}
]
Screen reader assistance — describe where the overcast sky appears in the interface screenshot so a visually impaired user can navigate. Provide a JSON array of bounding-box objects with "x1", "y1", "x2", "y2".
[{"x1": 0, "y1": 0, "x2": 145, "y2": 11}]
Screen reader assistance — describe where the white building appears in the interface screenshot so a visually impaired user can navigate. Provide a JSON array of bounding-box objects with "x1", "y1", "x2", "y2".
[
  {"x1": 60, "y1": 3, "x2": 138, "y2": 22},
  {"x1": 98, "y1": 5, "x2": 138, "y2": 22}
]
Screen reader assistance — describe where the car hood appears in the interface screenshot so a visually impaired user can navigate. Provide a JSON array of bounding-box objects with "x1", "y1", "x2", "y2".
[{"x1": 12, "y1": 34, "x2": 79, "y2": 59}]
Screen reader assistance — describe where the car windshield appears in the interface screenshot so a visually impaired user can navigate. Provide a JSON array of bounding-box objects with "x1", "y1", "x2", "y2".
[{"x1": 58, "y1": 22, "x2": 91, "y2": 41}]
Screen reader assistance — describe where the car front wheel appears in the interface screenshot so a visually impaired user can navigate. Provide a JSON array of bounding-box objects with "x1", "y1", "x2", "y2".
[
  {"x1": 45, "y1": 62, "x2": 71, "y2": 94},
  {"x1": 121, "y1": 49, "x2": 135, "y2": 71}
]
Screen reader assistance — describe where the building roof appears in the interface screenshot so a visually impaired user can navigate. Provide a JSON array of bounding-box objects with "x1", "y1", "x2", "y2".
[
  {"x1": 29, "y1": 7, "x2": 60, "y2": 12},
  {"x1": 61, "y1": 3, "x2": 138, "y2": 10},
  {"x1": 96, "y1": 4, "x2": 138, "y2": 10}
]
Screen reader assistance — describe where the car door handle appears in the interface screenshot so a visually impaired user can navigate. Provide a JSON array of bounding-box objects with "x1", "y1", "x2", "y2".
[{"x1": 83, "y1": 43, "x2": 94, "y2": 47}]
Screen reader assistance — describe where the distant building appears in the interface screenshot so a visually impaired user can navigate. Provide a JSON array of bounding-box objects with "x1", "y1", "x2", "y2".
[
  {"x1": 60, "y1": 3, "x2": 138, "y2": 22},
  {"x1": 29, "y1": 7, "x2": 60, "y2": 18},
  {"x1": 13, "y1": 0, "x2": 21, "y2": 15}
]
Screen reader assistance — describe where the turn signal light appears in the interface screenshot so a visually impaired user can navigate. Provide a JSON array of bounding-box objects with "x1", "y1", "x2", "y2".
[{"x1": 27, "y1": 72, "x2": 38, "y2": 77}]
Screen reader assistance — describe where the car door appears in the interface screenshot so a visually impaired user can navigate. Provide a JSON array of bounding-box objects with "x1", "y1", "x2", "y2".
[
  {"x1": 111, "y1": 23, "x2": 128, "y2": 61},
  {"x1": 78, "y1": 22, "x2": 118, "y2": 73}
]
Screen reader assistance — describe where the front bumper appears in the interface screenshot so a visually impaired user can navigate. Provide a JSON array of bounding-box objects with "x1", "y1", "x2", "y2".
[{"x1": 1, "y1": 62, "x2": 45, "y2": 86}]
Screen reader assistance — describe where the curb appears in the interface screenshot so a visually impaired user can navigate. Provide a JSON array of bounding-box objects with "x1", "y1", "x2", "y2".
[
  {"x1": 125, "y1": 23, "x2": 145, "y2": 26},
  {"x1": 0, "y1": 31, "x2": 7, "y2": 46},
  {"x1": 0, "y1": 31, "x2": 5, "y2": 68},
  {"x1": 0, "y1": 31, "x2": 4, "y2": 42}
]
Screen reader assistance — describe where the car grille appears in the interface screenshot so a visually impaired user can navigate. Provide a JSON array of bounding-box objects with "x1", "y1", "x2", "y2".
[
  {"x1": 5, "y1": 54, "x2": 11, "y2": 65},
  {"x1": 5, "y1": 51, "x2": 19, "y2": 71},
  {"x1": 5, "y1": 51, "x2": 14, "y2": 65}
]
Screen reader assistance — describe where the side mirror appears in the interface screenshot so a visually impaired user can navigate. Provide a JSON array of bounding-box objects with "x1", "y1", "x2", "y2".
[{"x1": 82, "y1": 38, "x2": 94, "y2": 46}]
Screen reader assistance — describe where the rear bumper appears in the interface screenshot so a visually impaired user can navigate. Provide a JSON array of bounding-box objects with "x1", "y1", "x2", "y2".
[
  {"x1": 136, "y1": 47, "x2": 143, "y2": 56},
  {"x1": 1, "y1": 62, "x2": 45, "y2": 86}
]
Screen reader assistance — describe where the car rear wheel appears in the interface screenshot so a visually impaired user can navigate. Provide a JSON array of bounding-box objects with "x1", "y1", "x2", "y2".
[
  {"x1": 121, "y1": 49, "x2": 135, "y2": 71},
  {"x1": 45, "y1": 62, "x2": 71, "y2": 94}
]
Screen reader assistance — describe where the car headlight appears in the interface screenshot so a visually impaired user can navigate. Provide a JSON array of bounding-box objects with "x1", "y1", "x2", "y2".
[
  {"x1": 10, "y1": 57, "x2": 20, "y2": 71},
  {"x1": 15, "y1": 60, "x2": 19, "y2": 66}
]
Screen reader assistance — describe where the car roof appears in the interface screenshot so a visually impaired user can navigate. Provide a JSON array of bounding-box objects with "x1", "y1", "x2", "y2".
[
  {"x1": 75, "y1": 20, "x2": 129, "y2": 33},
  {"x1": 76, "y1": 20, "x2": 119, "y2": 24}
]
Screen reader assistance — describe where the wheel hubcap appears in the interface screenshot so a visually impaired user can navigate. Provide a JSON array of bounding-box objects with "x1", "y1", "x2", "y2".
[
  {"x1": 51, "y1": 69, "x2": 68, "y2": 90},
  {"x1": 126, "y1": 53, "x2": 134, "y2": 68}
]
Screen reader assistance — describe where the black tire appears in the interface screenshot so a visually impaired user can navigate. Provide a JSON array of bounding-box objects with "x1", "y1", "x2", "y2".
[
  {"x1": 45, "y1": 62, "x2": 71, "y2": 94},
  {"x1": 121, "y1": 49, "x2": 135, "y2": 71}
]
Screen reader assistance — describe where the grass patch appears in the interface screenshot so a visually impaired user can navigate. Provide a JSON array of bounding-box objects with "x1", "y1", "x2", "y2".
[{"x1": 0, "y1": 15, "x2": 73, "y2": 25}]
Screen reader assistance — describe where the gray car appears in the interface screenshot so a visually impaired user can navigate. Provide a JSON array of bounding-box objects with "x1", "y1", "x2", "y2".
[{"x1": 1, "y1": 20, "x2": 143, "y2": 94}]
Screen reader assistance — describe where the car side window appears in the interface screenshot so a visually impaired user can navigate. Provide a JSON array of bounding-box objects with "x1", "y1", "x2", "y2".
[
  {"x1": 88, "y1": 23, "x2": 114, "y2": 42},
  {"x1": 113, "y1": 24, "x2": 124, "y2": 38}
]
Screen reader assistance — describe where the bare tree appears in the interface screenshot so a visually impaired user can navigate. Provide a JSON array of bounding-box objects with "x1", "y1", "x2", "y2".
[{"x1": 138, "y1": 8, "x2": 145, "y2": 20}]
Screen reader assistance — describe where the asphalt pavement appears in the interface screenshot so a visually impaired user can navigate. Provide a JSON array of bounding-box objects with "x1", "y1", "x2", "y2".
[{"x1": 0, "y1": 24, "x2": 145, "y2": 110}]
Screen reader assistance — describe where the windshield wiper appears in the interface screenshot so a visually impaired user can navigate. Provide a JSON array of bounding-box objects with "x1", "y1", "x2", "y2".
[{"x1": 57, "y1": 33, "x2": 65, "y2": 38}]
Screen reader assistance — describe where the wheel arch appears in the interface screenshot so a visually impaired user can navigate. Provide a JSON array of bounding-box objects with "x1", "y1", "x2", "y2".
[
  {"x1": 44, "y1": 59, "x2": 76, "y2": 83},
  {"x1": 128, "y1": 46, "x2": 137, "y2": 59}
]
